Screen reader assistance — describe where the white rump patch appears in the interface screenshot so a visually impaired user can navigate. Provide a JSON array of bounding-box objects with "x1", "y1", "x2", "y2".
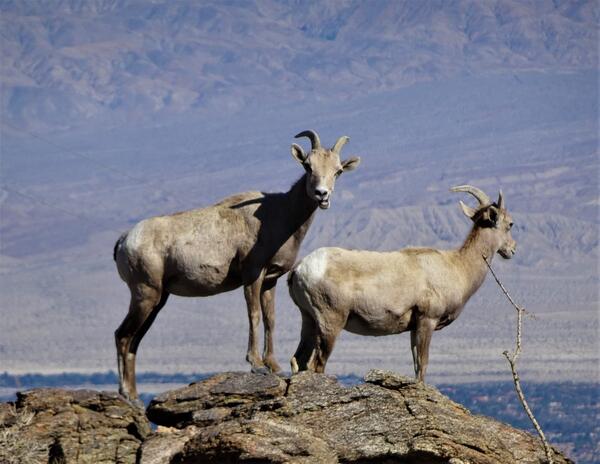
[
  {"x1": 124, "y1": 219, "x2": 147, "y2": 251},
  {"x1": 296, "y1": 248, "x2": 329, "y2": 286}
]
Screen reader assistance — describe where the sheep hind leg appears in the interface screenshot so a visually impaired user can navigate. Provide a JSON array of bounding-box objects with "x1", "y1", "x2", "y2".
[
  {"x1": 314, "y1": 326, "x2": 342, "y2": 374},
  {"x1": 410, "y1": 330, "x2": 419, "y2": 378},
  {"x1": 291, "y1": 313, "x2": 318, "y2": 373},
  {"x1": 115, "y1": 285, "x2": 167, "y2": 404}
]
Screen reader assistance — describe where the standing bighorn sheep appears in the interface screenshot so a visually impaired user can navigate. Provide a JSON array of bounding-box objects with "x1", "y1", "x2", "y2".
[
  {"x1": 114, "y1": 130, "x2": 361, "y2": 401},
  {"x1": 288, "y1": 185, "x2": 516, "y2": 381}
]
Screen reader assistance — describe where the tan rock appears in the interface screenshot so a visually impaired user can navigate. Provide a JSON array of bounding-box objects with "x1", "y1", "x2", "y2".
[{"x1": 143, "y1": 370, "x2": 573, "y2": 464}]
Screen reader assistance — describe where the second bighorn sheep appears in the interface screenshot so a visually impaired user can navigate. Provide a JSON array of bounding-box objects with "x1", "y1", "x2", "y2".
[
  {"x1": 288, "y1": 185, "x2": 516, "y2": 381},
  {"x1": 113, "y1": 130, "x2": 361, "y2": 401}
]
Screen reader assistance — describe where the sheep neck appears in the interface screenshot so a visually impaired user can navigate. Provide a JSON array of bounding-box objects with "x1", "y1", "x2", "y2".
[
  {"x1": 284, "y1": 173, "x2": 319, "y2": 242},
  {"x1": 457, "y1": 225, "x2": 498, "y2": 295}
]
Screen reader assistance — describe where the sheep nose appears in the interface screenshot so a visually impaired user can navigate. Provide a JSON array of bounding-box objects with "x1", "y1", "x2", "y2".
[{"x1": 315, "y1": 187, "x2": 328, "y2": 198}]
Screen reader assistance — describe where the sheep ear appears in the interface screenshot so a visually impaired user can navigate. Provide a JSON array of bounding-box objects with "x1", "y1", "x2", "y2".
[
  {"x1": 497, "y1": 190, "x2": 505, "y2": 209},
  {"x1": 482, "y1": 205, "x2": 500, "y2": 226},
  {"x1": 459, "y1": 200, "x2": 477, "y2": 221},
  {"x1": 342, "y1": 156, "x2": 361, "y2": 172},
  {"x1": 291, "y1": 143, "x2": 307, "y2": 164}
]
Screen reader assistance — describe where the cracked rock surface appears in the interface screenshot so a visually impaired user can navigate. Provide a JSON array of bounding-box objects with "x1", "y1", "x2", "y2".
[
  {"x1": 1, "y1": 388, "x2": 152, "y2": 464},
  {"x1": 143, "y1": 370, "x2": 572, "y2": 464}
]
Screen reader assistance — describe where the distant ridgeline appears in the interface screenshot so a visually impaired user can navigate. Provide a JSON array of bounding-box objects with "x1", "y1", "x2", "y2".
[
  {"x1": 0, "y1": 371, "x2": 203, "y2": 390},
  {"x1": 0, "y1": 371, "x2": 360, "y2": 397}
]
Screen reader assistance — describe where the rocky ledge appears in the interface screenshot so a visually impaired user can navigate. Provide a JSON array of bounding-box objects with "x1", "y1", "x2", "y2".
[
  {"x1": 0, "y1": 388, "x2": 151, "y2": 463},
  {"x1": 0, "y1": 370, "x2": 572, "y2": 464},
  {"x1": 143, "y1": 369, "x2": 571, "y2": 464}
]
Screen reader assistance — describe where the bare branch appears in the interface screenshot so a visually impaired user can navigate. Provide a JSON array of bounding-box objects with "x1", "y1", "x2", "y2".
[
  {"x1": 483, "y1": 255, "x2": 554, "y2": 464},
  {"x1": 482, "y1": 254, "x2": 535, "y2": 320}
]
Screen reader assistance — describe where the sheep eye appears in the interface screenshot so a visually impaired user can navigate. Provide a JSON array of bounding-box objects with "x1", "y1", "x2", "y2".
[
  {"x1": 335, "y1": 169, "x2": 343, "y2": 177},
  {"x1": 509, "y1": 222, "x2": 514, "y2": 229}
]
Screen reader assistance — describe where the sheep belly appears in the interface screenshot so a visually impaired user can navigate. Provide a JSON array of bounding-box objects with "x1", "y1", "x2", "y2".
[
  {"x1": 164, "y1": 248, "x2": 242, "y2": 297},
  {"x1": 165, "y1": 268, "x2": 241, "y2": 297},
  {"x1": 344, "y1": 306, "x2": 414, "y2": 336}
]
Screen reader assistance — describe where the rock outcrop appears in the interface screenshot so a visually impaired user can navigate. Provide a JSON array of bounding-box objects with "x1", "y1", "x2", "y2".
[
  {"x1": 0, "y1": 388, "x2": 152, "y2": 464},
  {"x1": 0, "y1": 371, "x2": 572, "y2": 464},
  {"x1": 143, "y1": 370, "x2": 572, "y2": 464}
]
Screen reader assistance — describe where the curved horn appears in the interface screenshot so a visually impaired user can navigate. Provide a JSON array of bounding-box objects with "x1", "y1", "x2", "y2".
[
  {"x1": 331, "y1": 135, "x2": 349, "y2": 153},
  {"x1": 450, "y1": 184, "x2": 491, "y2": 206},
  {"x1": 294, "y1": 130, "x2": 321, "y2": 150}
]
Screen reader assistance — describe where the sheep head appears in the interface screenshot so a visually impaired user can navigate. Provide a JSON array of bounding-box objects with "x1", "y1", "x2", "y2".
[
  {"x1": 291, "y1": 130, "x2": 360, "y2": 209},
  {"x1": 451, "y1": 185, "x2": 516, "y2": 259}
]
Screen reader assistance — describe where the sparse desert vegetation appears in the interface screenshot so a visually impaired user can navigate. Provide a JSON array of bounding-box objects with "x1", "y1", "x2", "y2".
[{"x1": 0, "y1": 404, "x2": 49, "y2": 464}]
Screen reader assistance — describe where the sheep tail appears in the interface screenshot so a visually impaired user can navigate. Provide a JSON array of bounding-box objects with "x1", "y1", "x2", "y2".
[{"x1": 113, "y1": 234, "x2": 126, "y2": 262}]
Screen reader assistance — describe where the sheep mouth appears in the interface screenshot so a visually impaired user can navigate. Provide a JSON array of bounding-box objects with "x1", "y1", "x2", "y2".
[
  {"x1": 498, "y1": 249, "x2": 514, "y2": 259},
  {"x1": 318, "y1": 199, "x2": 330, "y2": 209}
]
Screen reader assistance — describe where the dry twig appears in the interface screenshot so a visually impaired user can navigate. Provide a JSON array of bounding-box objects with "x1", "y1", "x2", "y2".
[{"x1": 483, "y1": 255, "x2": 554, "y2": 464}]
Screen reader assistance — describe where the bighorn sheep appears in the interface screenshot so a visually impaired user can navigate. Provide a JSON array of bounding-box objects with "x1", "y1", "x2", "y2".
[
  {"x1": 288, "y1": 185, "x2": 516, "y2": 381},
  {"x1": 114, "y1": 130, "x2": 361, "y2": 401}
]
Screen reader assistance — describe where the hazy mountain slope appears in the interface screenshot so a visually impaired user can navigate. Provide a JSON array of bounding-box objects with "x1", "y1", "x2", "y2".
[
  {"x1": 1, "y1": 72, "x2": 597, "y2": 381},
  {"x1": 0, "y1": 1, "x2": 597, "y2": 382},
  {"x1": 2, "y1": 70, "x2": 597, "y2": 265},
  {"x1": 1, "y1": 0, "x2": 597, "y2": 130}
]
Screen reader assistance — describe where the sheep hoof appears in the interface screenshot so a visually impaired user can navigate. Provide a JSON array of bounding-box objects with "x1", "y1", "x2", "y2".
[
  {"x1": 290, "y1": 357, "x2": 299, "y2": 375},
  {"x1": 122, "y1": 396, "x2": 145, "y2": 409},
  {"x1": 251, "y1": 365, "x2": 271, "y2": 375},
  {"x1": 263, "y1": 357, "x2": 281, "y2": 373},
  {"x1": 132, "y1": 398, "x2": 145, "y2": 409}
]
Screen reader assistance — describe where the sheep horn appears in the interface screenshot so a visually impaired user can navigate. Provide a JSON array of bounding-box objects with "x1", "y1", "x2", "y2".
[
  {"x1": 331, "y1": 136, "x2": 349, "y2": 153},
  {"x1": 450, "y1": 185, "x2": 492, "y2": 206},
  {"x1": 294, "y1": 130, "x2": 321, "y2": 150}
]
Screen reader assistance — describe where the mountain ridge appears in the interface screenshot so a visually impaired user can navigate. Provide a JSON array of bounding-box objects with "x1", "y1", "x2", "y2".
[{"x1": 1, "y1": 0, "x2": 597, "y2": 130}]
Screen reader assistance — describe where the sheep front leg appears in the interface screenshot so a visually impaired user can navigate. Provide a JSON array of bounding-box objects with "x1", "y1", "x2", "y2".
[
  {"x1": 244, "y1": 270, "x2": 267, "y2": 373},
  {"x1": 411, "y1": 316, "x2": 437, "y2": 382},
  {"x1": 260, "y1": 279, "x2": 281, "y2": 373}
]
